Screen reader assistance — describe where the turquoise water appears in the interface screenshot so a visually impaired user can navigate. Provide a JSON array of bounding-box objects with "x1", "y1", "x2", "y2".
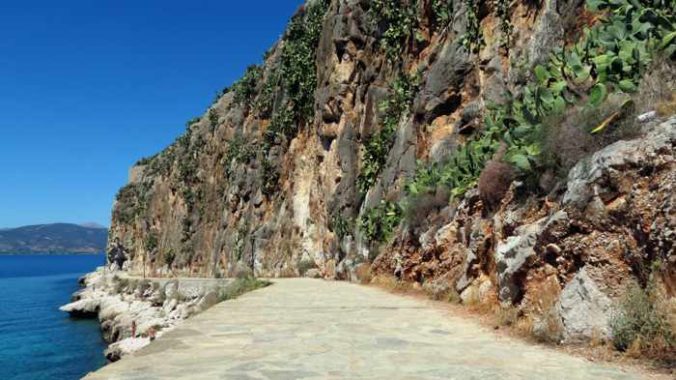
[{"x1": 0, "y1": 254, "x2": 107, "y2": 380}]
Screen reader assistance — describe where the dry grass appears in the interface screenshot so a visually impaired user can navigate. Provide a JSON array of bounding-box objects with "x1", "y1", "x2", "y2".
[
  {"x1": 354, "y1": 264, "x2": 373, "y2": 285},
  {"x1": 515, "y1": 313, "x2": 536, "y2": 336},
  {"x1": 634, "y1": 56, "x2": 676, "y2": 117},
  {"x1": 423, "y1": 282, "x2": 463, "y2": 304},
  {"x1": 532, "y1": 307, "x2": 565, "y2": 344},
  {"x1": 610, "y1": 281, "x2": 675, "y2": 363},
  {"x1": 463, "y1": 290, "x2": 504, "y2": 321},
  {"x1": 496, "y1": 306, "x2": 521, "y2": 327},
  {"x1": 538, "y1": 57, "x2": 676, "y2": 179},
  {"x1": 655, "y1": 91, "x2": 676, "y2": 117},
  {"x1": 589, "y1": 328, "x2": 606, "y2": 348},
  {"x1": 371, "y1": 274, "x2": 418, "y2": 294},
  {"x1": 523, "y1": 276, "x2": 564, "y2": 344},
  {"x1": 539, "y1": 93, "x2": 638, "y2": 176}
]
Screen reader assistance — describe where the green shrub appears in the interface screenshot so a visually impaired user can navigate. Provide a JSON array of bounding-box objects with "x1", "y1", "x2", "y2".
[
  {"x1": 114, "y1": 183, "x2": 151, "y2": 225},
  {"x1": 181, "y1": 212, "x2": 193, "y2": 242},
  {"x1": 330, "y1": 214, "x2": 353, "y2": 239},
  {"x1": 178, "y1": 158, "x2": 198, "y2": 184},
  {"x1": 496, "y1": 0, "x2": 513, "y2": 49},
  {"x1": 147, "y1": 155, "x2": 171, "y2": 177},
  {"x1": 431, "y1": 0, "x2": 454, "y2": 29},
  {"x1": 208, "y1": 109, "x2": 219, "y2": 131},
  {"x1": 358, "y1": 200, "x2": 402, "y2": 243},
  {"x1": 244, "y1": 1, "x2": 329, "y2": 201},
  {"x1": 358, "y1": 74, "x2": 418, "y2": 194},
  {"x1": 460, "y1": 0, "x2": 484, "y2": 53},
  {"x1": 407, "y1": 107, "x2": 504, "y2": 199},
  {"x1": 217, "y1": 277, "x2": 271, "y2": 302},
  {"x1": 232, "y1": 65, "x2": 262, "y2": 105},
  {"x1": 186, "y1": 116, "x2": 201, "y2": 127},
  {"x1": 135, "y1": 155, "x2": 157, "y2": 166},
  {"x1": 223, "y1": 135, "x2": 257, "y2": 177},
  {"x1": 163, "y1": 249, "x2": 176, "y2": 268},
  {"x1": 369, "y1": 0, "x2": 419, "y2": 61},
  {"x1": 265, "y1": 107, "x2": 296, "y2": 146},
  {"x1": 278, "y1": 0, "x2": 328, "y2": 123},
  {"x1": 297, "y1": 259, "x2": 317, "y2": 276},
  {"x1": 145, "y1": 232, "x2": 158, "y2": 254},
  {"x1": 610, "y1": 283, "x2": 674, "y2": 353},
  {"x1": 233, "y1": 224, "x2": 249, "y2": 262},
  {"x1": 255, "y1": 70, "x2": 280, "y2": 118},
  {"x1": 260, "y1": 158, "x2": 280, "y2": 197}
]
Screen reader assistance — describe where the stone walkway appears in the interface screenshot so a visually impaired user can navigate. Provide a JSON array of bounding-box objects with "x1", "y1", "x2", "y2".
[{"x1": 86, "y1": 279, "x2": 651, "y2": 380}]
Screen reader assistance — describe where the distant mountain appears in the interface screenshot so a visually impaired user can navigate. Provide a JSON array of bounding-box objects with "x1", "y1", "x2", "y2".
[
  {"x1": 0, "y1": 223, "x2": 108, "y2": 254},
  {"x1": 79, "y1": 222, "x2": 107, "y2": 229}
]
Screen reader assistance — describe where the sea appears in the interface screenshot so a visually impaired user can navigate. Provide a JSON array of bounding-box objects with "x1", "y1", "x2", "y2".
[{"x1": 0, "y1": 254, "x2": 108, "y2": 380}]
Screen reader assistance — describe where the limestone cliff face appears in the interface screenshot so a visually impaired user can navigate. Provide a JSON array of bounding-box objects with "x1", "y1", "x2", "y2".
[{"x1": 108, "y1": 0, "x2": 675, "y2": 342}]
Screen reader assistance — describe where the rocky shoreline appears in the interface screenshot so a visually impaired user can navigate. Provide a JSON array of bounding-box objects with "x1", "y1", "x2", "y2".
[{"x1": 60, "y1": 268, "x2": 234, "y2": 361}]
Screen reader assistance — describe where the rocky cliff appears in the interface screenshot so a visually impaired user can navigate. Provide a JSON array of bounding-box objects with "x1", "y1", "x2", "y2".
[
  {"x1": 60, "y1": 270, "x2": 267, "y2": 361},
  {"x1": 107, "y1": 0, "x2": 675, "y2": 348}
]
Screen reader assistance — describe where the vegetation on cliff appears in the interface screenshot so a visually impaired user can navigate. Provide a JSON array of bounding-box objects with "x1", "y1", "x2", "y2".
[
  {"x1": 407, "y1": 0, "x2": 676, "y2": 203},
  {"x1": 108, "y1": 0, "x2": 675, "y2": 363}
]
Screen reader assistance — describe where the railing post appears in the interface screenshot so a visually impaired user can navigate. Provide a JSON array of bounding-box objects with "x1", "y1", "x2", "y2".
[{"x1": 250, "y1": 235, "x2": 256, "y2": 278}]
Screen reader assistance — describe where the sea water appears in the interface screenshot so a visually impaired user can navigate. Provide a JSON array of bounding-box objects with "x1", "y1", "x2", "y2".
[{"x1": 0, "y1": 254, "x2": 107, "y2": 380}]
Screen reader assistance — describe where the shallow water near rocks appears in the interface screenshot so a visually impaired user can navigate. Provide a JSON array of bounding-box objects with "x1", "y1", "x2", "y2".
[{"x1": 0, "y1": 254, "x2": 107, "y2": 380}]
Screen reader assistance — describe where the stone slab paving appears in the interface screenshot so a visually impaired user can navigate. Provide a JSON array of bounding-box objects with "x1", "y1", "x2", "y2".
[{"x1": 86, "y1": 279, "x2": 650, "y2": 380}]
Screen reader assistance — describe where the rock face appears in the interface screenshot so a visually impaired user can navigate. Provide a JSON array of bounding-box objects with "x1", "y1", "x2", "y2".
[
  {"x1": 60, "y1": 268, "x2": 234, "y2": 361},
  {"x1": 110, "y1": 0, "x2": 572, "y2": 280},
  {"x1": 495, "y1": 212, "x2": 567, "y2": 304},
  {"x1": 104, "y1": 0, "x2": 675, "y2": 345},
  {"x1": 373, "y1": 116, "x2": 676, "y2": 342}
]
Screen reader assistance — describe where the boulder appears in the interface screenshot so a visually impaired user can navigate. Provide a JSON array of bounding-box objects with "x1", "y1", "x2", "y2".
[
  {"x1": 304, "y1": 268, "x2": 322, "y2": 279},
  {"x1": 495, "y1": 211, "x2": 568, "y2": 303},
  {"x1": 563, "y1": 117, "x2": 676, "y2": 209},
  {"x1": 104, "y1": 337, "x2": 151, "y2": 362},
  {"x1": 59, "y1": 298, "x2": 101, "y2": 318},
  {"x1": 460, "y1": 276, "x2": 494, "y2": 305},
  {"x1": 556, "y1": 267, "x2": 613, "y2": 342},
  {"x1": 423, "y1": 273, "x2": 455, "y2": 301}
]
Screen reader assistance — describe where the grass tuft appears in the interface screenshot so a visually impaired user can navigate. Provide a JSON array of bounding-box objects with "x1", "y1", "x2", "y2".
[{"x1": 217, "y1": 277, "x2": 272, "y2": 302}]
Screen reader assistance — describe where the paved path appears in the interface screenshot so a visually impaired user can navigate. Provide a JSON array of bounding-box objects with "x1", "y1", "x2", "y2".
[{"x1": 86, "y1": 279, "x2": 649, "y2": 380}]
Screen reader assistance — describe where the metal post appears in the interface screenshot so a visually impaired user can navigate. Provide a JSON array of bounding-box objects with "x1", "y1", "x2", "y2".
[{"x1": 250, "y1": 235, "x2": 256, "y2": 278}]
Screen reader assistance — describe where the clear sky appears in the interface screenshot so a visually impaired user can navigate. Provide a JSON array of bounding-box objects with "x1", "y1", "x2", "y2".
[{"x1": 0, "y1": 0, "x2": 302, "y2": 228}]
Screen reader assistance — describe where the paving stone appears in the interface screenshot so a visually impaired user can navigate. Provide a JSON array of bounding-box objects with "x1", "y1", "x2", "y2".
[{"x1": 86, "y1": 279, "x2": 647, "y2": 380}]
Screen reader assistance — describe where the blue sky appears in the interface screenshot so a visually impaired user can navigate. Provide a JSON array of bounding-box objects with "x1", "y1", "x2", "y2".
[{"x1": 0, "y1": 0, "x2": 302, "y2": 228}]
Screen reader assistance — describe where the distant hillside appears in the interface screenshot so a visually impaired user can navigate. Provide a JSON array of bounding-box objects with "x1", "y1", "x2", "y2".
[{"x1": 0, "y1": 223, "x2": 108, "y2": 254}]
